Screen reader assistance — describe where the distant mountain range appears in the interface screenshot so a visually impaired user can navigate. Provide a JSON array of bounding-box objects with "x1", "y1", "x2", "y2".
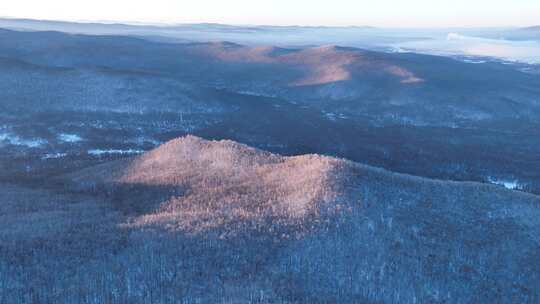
[
  {"x1": 1, "y1": 28, "x2": 538, "y2": 126},
  {"x1": 0, "y1": 17, "x2": 378, "y2": 40},
  {"x1": 1, "y1": 27, "x2": 539, "y2": 194},
  {"x1": 520, "y1": 25, "x2": 540, "y2": 31}
]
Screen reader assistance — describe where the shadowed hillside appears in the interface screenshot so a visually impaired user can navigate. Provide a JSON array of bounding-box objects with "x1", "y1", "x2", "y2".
[{"x1": 2, "y1": 136, "x2": 536, "y2": 303}]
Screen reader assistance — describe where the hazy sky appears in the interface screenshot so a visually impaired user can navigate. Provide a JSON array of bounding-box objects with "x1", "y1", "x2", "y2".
[{"x1": 1, "y1": 0, "x2": 538, "y2": 27}]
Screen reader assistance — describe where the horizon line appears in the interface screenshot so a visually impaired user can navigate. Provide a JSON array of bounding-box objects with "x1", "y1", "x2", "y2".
[{"x1": 0, "y1": 16, "x2": 535, "y2": 30}]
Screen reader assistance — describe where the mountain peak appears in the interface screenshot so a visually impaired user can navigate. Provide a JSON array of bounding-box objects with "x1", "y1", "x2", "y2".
[{"x1": 67, "y1": 136, "x2": 349, "y2": 233}]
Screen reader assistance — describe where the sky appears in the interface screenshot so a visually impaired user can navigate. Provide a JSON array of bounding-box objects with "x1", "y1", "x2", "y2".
[{"x1": 0, "y1": 0, "x2": 539, "y2": 28}]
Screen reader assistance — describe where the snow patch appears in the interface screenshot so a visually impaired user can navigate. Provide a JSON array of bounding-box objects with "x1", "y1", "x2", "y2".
[
  {"x1": 487, "y1": 176, "x2": 523, "y2": 190},
  {"x1": 88, "y1": 149, "x2": 144, "y2": 156},
  {"x1": 323, "y1": 111, "x2": 348, "y2": 121},
  {"x1": 58, "y1": 133, "x2": 83, "y2": 143},
  {"x1": 389, "y1": 46, "x2": 408, "y2": 53},
  {"x1": 447, "y1": 33, "x2": 465, "y2": 41},
  {"x1": 129, "y1": 137, "x2": 161, "y2": 146},
  {"x1": 237, "y1": 90, "x2": 277, "y2": 98},
  {"x1": 461, "y1": 58, "x2": 487, "y2": 64},
  {"x1": 42, "y1": 153, "x2": 68, "y2": 160},
  {"x1": 0, "y1": 131, "x2": 47, "y2": 148}
]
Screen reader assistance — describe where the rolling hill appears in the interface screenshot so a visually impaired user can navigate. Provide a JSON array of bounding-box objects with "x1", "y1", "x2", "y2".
[
  {"x1": 5, "y1": 135, "x2": 529, "y2": 303},
  {"x1": 66, "y1": 135, "x2": 349, "y2": 233}
]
